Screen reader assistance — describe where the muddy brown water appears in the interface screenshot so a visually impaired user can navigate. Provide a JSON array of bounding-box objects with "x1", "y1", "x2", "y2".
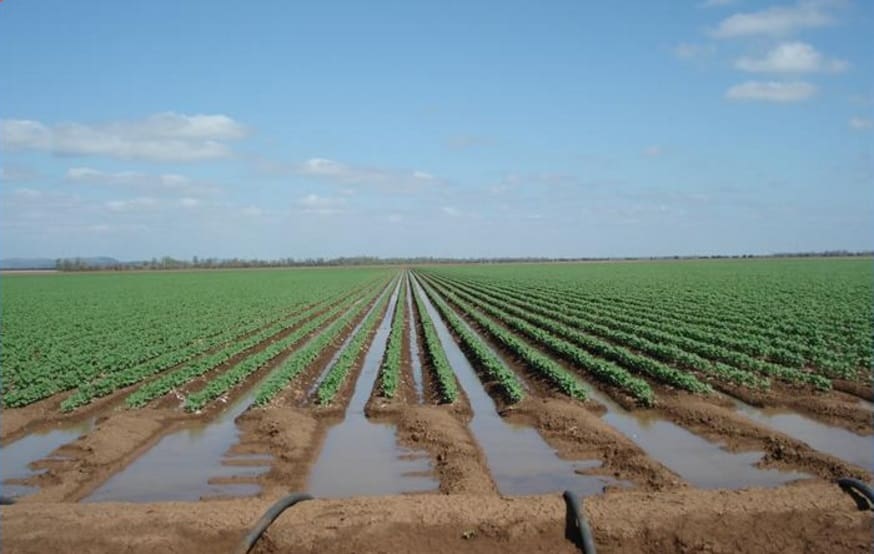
[
  {"x1": 570, "y1": 378, "x2": 812, "y2": 489},
  {"x1": 83, "y1": 392, "x2": 268, "y2": 502},
  {"x1": 412, "y1": 275, "x2": 626, "y2": 496},
  {"x1": 728, "y1": 397, "x2": 873, "y2": 470},
  {"x1": 307, "y1": 278, "x2": 437, "y2": 497},
  {"x1": 0, "y1": 418, "x2": 96, "y2": 499}
]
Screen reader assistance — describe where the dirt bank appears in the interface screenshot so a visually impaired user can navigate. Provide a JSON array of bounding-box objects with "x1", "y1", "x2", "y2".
[{"x1": 2, "y1": 482, "x2": 870, "y2": 553}]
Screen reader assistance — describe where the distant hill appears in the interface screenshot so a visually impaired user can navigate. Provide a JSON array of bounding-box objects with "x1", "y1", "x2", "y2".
[{"x1": 0, "y1": 257, "x2": 121, "y2": 270}]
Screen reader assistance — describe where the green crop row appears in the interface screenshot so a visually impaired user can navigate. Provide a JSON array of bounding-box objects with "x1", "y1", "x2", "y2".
[
  {"x1": 315, "y1": 285, "x2": 394, "y2": 404},
  {"x1": 253, "y1": 281, "x2": 393, "y2": 406},
  {"x1": 416, "y1": 277, "x2": 525, "y2": 403},
  {"x1": 433, "y1": 276, "x2": 768, "y2": 390},
  {"x1": 378, "y1": 277, "x2": 408, "y2": 398},
  {"x1": 410, "y1": 278, "x2": 459, "y2": 403},
  {"x1": 458, "y1": 278, "x2": 830, "y2": 390}
]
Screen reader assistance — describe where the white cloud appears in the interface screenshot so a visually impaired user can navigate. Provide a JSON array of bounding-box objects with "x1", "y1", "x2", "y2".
[
  {"x1": 442, "y1": 206, "x2": 462, "y2": 217},
  {"x1": 65, "y1": 167, "x2": 219, "y2": 196},
  {"x1": 105, "y1": 197, "x2": 158, "y2": 212},
  {"x1": 296, "y1": 158, "x2": 440, "y2": 192},
  {"x1": 849, "y1": 117, "x2": 873, "y2": 130},
  {"x1": 725, "y1": 81, "x2": 817, "y2": 102},
  {"x1": 735, "y1": 42, "x2": 848, "y2": 73},
  {"x1": 178, "y1": 197, "x2": 200, "y2": 208},
  {"x1": 643, "y1": 145, "x2": 664, "y2": 157},
  {"x1": 1, "y1": 113, "x2": 247, "y2": 162},
  {"x1": 711, "y1": 2, "x2": 833, "y2": 38},
  {"x1": 296, "y1": 193, "x2": 346, "y2": 215}
]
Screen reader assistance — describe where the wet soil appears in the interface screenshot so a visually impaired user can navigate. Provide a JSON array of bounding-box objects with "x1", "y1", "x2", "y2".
[{"x1": 2, "y1": 482, "x2": 870, "y2": 554}]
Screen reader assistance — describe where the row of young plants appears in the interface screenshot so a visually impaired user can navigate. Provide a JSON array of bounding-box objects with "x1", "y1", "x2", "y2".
[
  {"x1": 431, "y1": 275, "x2": 767, "y2": 390},
  {"x1": 315, "y1": 284, "x2": 395, "y2": 405},
  {"x1": 419, "y1": 275, "x2": 653, "y2": 405},
  {"x1": 2, "y1": 270, "x2": 394, "y2": 407},
  {"x1": 5, "y1": 306, "x2": 279, "y2": 408},
  {"x1": 416, "y1": 276, "x2": 525, "y2": 403},
  {"x1": 58, "y1": 295, "x2": 344, "y2": 412},
  {"x1": 525, "y1": 282, "x2": 848, "y2": 375},
  {"x1": 253, "y1": 281, "x2": 394, "y2": 406},
  {"x1": 428, "y1": 276, "x2": 711, "y2": 395},
  {"x1": 549, "y1": 281, "x2": 866, "y2": 374},
  {"x1": 459, "y1": 278, "x2": 832, "y2": 390},
  {"x1": 125, "y1": 283, "x2": 382, "y2": 409},
  {"x1": 377, "y1": 277, "x2": 408, "y2": 398},
  {"x1": 410, "y1": 278, "x2": 459, "y2": 403}
]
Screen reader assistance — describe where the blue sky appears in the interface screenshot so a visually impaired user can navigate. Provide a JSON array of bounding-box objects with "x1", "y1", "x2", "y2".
[{"x1": 1, "y1": 0, "x2": 871, "y2": 259}]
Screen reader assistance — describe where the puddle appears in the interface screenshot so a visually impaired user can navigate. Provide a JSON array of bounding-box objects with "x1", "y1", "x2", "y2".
[
  {"x1": 84, "y1": 390, "x2": 270, "y2": 502},
  {"x1": 308, "y1": 279, "x2": 437, "y2": 497},
  {"x1": 412, "y1": 275, "x2": 623, "y2": 496},
  {"x1": 728, "y1": 398, "x2": 874, "y2": 470},
  {"x1": 1, "y1": 418, "x2": 96, "y2": 500},
  {"x1": 582, "y1": 383, "x2": 810, "y2": 489},
  {"x1": 406, "y1": 277, "x2": 425, "y2": 403}
]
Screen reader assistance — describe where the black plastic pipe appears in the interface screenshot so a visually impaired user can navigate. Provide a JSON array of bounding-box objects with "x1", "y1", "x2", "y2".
[
  {"x1": 563, "y1": 490, "x2": 597, "y2": 554},
  {"x1": 233, "y1": 492, "x2": 313, "y2": 554},
  {"x1": 837, "y1": 478, "x2": 874, "y2": 511}
]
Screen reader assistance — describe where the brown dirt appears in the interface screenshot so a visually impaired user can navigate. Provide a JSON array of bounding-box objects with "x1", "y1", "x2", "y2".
[
  {"x1": 233, "y1": 407, "x2": 321, "y2": 496},
  {"x1": 655, "y1": 392, "x2": 872, "y2": 481},
  {"x1": 2, "y1": 483, "x2": 870, "y2": 554},
  {"x1": 717, "y1": 381, "x2": 873, "y2": 435},
  {"x1": 833, "y1": 379, "x2": 874, "y2": 402},
  {"x1": 392, "y1": 405, "x2": 496, "y2": 495},
  {"x1": 12, "y1": 409, "x2": 181, "y2": 502},
  {"x1": 511, "y1": 397, "x2": 684, "y2": 491}
]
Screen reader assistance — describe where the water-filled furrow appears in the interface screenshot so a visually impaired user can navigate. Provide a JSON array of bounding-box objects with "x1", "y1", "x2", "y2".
[
  {"x1": 727, "y1": 397, "x2": 873, "y2": 470},
  {"x1": 307, "y1": 278, "x2": 437, "y2": 497},
  {"x1": 80, "y1": 287, "x2": 393, "y2": 503},
  {"x1": 416, "y1": 273, "x2": 813, "y2": 490},
  {"x1": 0, "y1": 418, "x2": 96, "y2": 499},
  {"x1": 412, "y1": 274, "x2": 623, "y2": 496},
  {"x1": 406, "y1": 275, "x2": 425, "y2": 403}
]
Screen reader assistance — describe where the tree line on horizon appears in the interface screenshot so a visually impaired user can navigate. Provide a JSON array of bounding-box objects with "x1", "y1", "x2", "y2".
[{"x1": 50, "y1": 250, "x2": 874, "y2": 272}]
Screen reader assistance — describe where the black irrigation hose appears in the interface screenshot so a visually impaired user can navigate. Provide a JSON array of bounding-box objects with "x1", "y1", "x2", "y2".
[
  {"x1": 837, "y1": 478, "x2": 874, "y2": 511},
  {"x1": 0, "y1": 496, "x2": 16, "y2": 506},
  {"x1": 233, "y1": 492, "x2": 313, "y2": 554},
  {"x1": 563, "y1": 490, "x2": 597, "y2": 554}
]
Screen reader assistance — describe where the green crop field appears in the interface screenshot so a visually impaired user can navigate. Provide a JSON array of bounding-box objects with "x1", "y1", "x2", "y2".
[
  {"x1": 0, "y1": 268, "x2": 392, "y2": 409},
  {"x1": 414, "y1": 258, "x2": 873, "y2": 404}
]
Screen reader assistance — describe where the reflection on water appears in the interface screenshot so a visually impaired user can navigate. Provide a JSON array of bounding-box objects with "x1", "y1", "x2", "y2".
[
  {"x1": 729, "y1": 397, "x2": 873, "y2": 470},
  {"x1": 1, "y1": 418, "x2": 95, "y2": 499},
  {"x1": 414, "y1": 275, "x2": 624, "y2": 496},
  {"x1": 84, "y1": 393, "x2": 268, "y2": 502},
  {"x1": 308, "y1": 279, "x2": 437, "y2": 497},
  {"x1": 407, "y1": 281, "x2": 425, "y2": 403}
]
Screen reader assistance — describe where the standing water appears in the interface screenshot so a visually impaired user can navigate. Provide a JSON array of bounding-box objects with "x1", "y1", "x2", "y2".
[
  {"x1": 728, "y1": 397, "x2": 873, "y2": 470},
  {"x1": 307, "y1": 279, "x2": 437, "y2": 497},
  {"x1": 406, "y1": 281, "x2": 425, "y2": 403},
  {"x1": 416, "y1": 275, "x2": 812, "y2": 490},
  {"x1": 412, "y1": 275, "x2": 624, "y2": 496},
  {"x1": 1, "y1": 418, "x2": 96, "y2": 499}
]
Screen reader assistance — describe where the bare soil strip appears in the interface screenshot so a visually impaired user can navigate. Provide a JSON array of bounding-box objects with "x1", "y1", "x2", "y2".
[{"x1": 2, "y1": 483, "x2": 870, "y2": 554}]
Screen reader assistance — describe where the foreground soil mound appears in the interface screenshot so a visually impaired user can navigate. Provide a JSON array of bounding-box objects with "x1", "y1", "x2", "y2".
[{"x1": 2, "y1": 482, "x2": 871, "y2": 553}]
